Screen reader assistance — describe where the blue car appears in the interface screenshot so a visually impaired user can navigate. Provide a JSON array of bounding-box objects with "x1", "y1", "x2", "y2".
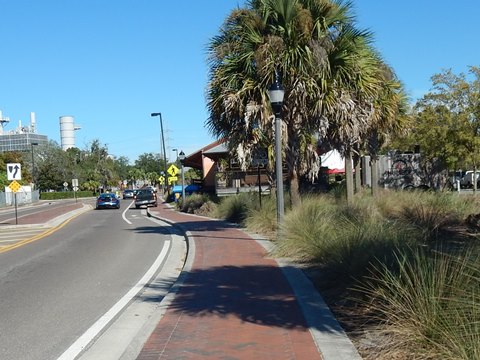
[{"x1": 96, "y1": 193, "x2": 120, "y2": 209}]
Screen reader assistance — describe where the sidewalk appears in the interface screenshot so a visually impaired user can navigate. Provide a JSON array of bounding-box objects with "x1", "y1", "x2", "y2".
[{"x1": 137, "y1": 202, "x2": 360, "y2": 360}]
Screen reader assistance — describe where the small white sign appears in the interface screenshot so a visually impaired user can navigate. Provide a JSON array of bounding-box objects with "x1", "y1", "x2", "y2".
[
  {"x1": 7, "y1": 163, "x2": 22, "y2": 181},
  {"x1": 72, "y1": 178, "x2": 79, "y2": 187}
]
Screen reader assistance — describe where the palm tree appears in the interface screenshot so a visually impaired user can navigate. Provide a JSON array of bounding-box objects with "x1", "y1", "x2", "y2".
[
  {"x1": 366, "y1": 63, "x2": 408, "y2": 197},
  {"x1": 206, "y1": 0, "x2": 382, "y2": 206}
]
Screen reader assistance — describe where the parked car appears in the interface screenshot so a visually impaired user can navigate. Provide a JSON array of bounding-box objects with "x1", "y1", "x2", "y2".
[
  {"x1": 123, "y1": 189, "x2": 134, "y2": 199},
  {"x1": 96, "y1": 193, "x2": 120, "y2": 209},
  {"x1": 134, "y1": 189, "x2": 157, "y2": 209},
  {"x1": 460, "y1": 171, "x2": 480, "y2": 188}
]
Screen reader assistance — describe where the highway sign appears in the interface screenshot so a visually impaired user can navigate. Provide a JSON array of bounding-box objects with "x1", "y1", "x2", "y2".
[
  {"x1": 8, "y1": 180, "x2": 21, "y2": 193},
  {"x1": 167, "y1": 164, "x2": 180, "y2": 177},
  {"x1": 7, "y1": 163, "x2": 22, "y2": 181}
]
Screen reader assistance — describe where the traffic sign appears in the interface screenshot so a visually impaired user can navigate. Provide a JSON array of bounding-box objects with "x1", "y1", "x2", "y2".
[
  {"x1": 168, "y1": 176, "x2": 178, "y2": 185},
  {"x1": 73, "y1": 186, "x2": 79, "y2": 191},
  {"x1": 8, "y1": 180, "x2": 21, "y2": 193},
  {"x1": 167, "y1": 164, "x2": 180, "y2": 177},
  {"x1": 72, "y1": 178, "x2": 79, "y2": 187},
  {"x1": 252, "y1": 148, "x2": 268, "y2": 166},
  {"x1": 158, "y1": 176, "x2": 165, "y2": 185},
  {"x1": 7, "y1": 163, "x2": 22, "y2": 181}
]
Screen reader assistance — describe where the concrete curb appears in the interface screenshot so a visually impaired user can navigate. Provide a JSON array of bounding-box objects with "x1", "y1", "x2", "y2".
[
  {"x1": 45, "y1": 203, "x2": 93, "y2": 228},
  {"x1": 0, "y1": 203, "x2": 93, "y2": 230}
]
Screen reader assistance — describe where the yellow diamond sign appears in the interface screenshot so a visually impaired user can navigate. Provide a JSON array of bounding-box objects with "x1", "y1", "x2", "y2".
[
  {"x1": 167, "y1": 164, "x2": 180, "y2": 177},
  {"x1": 8, "y1": 180, "x2": 21, "y2": 193}
]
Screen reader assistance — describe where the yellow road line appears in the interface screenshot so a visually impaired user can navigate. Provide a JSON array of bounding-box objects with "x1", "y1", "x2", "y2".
[{"x1": 0, "y1": 211, "x2": 85, "y2": 254}]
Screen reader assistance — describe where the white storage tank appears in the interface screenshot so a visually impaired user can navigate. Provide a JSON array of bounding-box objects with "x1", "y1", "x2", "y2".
[{"x1": 59, "y1": 115, "x2": 81, "y2": 150}]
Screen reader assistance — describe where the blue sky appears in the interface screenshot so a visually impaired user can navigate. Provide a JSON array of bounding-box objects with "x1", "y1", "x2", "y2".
[{"x1": 0, "y1": 0, "x2": 478, "y2": 164}]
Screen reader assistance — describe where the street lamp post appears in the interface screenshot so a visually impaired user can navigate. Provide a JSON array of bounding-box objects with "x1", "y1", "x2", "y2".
[
  {"x1": 31, "y1": 142, "x2": 38, "y2": 190},
  {"x1": 178, "y1": 150, "x2": 186, "y2": 200},
  {"x1": 151, "y1": 113, "x2": 168, "y2": 194},
  {"x1": 268, "y1": 71, "x2": 285, "y2": 227}
]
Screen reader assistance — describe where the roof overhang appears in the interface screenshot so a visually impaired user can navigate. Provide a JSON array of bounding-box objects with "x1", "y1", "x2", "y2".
[{"x1": 183, "y1": 139, "x2": 227, "y2": 169}]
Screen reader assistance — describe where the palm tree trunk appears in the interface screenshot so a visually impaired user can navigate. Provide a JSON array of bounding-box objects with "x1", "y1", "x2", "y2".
[
  {"x1": 289, "y1": 168, "x2": 301, "y2": 207},
  {"x1": 345, "y1": 151, "x2": 354, "y2": 204},
  {"x1": 354, "y1": 158, "x2": 361, "y2": 193},
  {"x1": 371, "y1": 157, "x2": 379, "y2": 198}
]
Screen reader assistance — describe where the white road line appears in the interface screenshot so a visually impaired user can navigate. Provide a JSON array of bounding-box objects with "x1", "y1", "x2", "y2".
[
  {"x1": 121, "y1": 200, "x2": 135, "y2": 225},
  {"x1": 57, "y1": 240, "x2": 171, "y2": 360}
]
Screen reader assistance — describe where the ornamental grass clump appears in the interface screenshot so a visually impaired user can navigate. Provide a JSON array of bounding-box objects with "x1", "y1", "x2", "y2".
[
  {"x1": 245, "y1": 195, "x2": 277, "y2": 239},
  {"x1": 215, "y1": 192, "x2": 257, "y2": 224},
  {"x1": 276, "y1": 195, "x2": 417, "y2": 278},
  {"x1": 396, "y1": 192, "x2": 466, "y2": 241},
  {"x1": 358, "y1": 248, "x2": 480, "y2": 359},
  {"x1": 180, "y1": 193, "x2": 212, "y2": 214}
]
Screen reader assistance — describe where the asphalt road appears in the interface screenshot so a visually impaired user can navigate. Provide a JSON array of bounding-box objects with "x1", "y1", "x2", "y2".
[{"x1": 0, "y1": 200, "x2": 177, "y2": 360}]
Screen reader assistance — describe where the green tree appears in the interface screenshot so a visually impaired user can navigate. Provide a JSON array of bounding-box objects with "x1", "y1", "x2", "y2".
[
  {"x1": 135, "y1": 152, "x2": 162, "y2": 176},
  {"x1": 206, "y1": 0, "x2": 387, "y2": 206},
  {"x1": 127, "y1": 168, "x2": 146, "y2": 188},
  {"x1": 113, "y1": 156, "x2": 131, "y2": 183},
  {"x1": 81, "y1": 180, "x2": 101, "y2": 194},
  {"x1": 391, "y1": 67, "x2": 480, "y2": 186},
  {"x1": 81, "y1": 140, "x2": 117, "y2": 190},
  {"x1": 37, "y1": 159, "x2": 65, "y2": 191},
  {"x1": 365, "y1": 63, "x2": 408, "y2": 197}
]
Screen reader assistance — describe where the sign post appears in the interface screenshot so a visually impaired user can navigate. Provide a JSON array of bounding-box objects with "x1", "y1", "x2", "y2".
[
  {"x1": 72, "y1": 179, "x2": 79, "y2": 203},
  {"x1": 252, "y1": 149, "x2": 268, "y2": 208},
  {"x1": 7, "y1": 163, "x2": 22, "y2": 225}
]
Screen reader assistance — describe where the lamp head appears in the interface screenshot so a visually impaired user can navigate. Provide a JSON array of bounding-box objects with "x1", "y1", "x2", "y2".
[
  {"x1": 151, "y1": 112, "x2": 161, "y2": 117},
  {"x1": 268, "y1": 70, "x2": 285, "y2": 115}
]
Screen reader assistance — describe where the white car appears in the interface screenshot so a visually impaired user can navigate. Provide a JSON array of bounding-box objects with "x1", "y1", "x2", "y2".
[{"x1": 460, "y1": 171, "x2": 480, "y2": 188}]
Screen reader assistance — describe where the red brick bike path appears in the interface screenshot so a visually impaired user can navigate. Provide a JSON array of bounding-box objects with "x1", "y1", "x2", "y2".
[
  {"x1": 136, "y1": 202, "x2": 321, "y2": 360},
  {"x1": 19, "y1": 203, "x2": 84, "y2": 224}
]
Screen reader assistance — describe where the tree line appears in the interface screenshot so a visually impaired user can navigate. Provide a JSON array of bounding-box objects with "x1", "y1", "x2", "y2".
[{"x1": 0, "y1": 139, "x2": 199, "y2": 193}]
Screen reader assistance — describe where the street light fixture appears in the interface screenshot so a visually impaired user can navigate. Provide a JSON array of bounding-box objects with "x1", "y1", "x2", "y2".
[
  {"x1": 267, "y1": 71, "x2": 285, "y2": 227},
  {"x1": 172, "y1": 148, "x2": 178, "y2": 163},
  {"x1": 151, "y1": 112, "x2": 168, "y2": 194},
  {"x1": 31, "y1": 142, "x2": 39, "y2": 190},
  {"x1": 178, "y1": 150, "x2": 186, "y2": 200}
]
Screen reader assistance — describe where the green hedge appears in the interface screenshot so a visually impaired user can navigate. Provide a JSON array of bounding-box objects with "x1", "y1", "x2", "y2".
[{"x1": 40, "y1": 191, "x2": 95, "y2": 200}]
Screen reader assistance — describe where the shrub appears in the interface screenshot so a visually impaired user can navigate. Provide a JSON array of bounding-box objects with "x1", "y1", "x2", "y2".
[{"x1": 40, "y1": 191, "x2": 94, "y2": 200}]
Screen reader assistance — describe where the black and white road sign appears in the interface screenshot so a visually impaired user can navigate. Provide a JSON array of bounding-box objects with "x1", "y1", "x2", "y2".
[
  {"x1": 7, "y1": 163, "x2": 22, "y2": 181},
  {"x1": 251, "y1": 148, "x2": 268, "y2": 166}
]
